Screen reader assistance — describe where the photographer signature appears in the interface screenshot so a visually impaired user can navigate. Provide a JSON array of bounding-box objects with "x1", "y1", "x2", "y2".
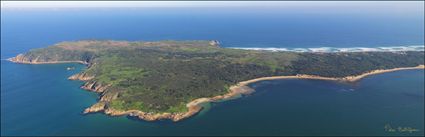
[{"x1": 385, "y1": 124, "x2": 420, "y2": 133}]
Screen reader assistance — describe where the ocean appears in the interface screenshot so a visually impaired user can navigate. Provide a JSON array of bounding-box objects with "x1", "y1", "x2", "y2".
[{"x1": 1, "y1": 6, "x2": 424, "y2": 136}]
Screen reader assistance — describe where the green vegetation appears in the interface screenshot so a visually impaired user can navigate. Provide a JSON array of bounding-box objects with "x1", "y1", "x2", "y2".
[
  {"x1": 16, "y1": 40, "x2": 425, "y2": 113},
  {"x1": 284, "y1": 52, "x2": 424, "y2": 77}
]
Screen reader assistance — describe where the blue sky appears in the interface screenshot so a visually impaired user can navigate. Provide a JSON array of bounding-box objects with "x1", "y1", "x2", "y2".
[
  {"x1": 1, "y1": 1, "x2": 423, "y2": 9},
  {"x1": 1, "y1": 1, "x2": 423, "y2": 17}
]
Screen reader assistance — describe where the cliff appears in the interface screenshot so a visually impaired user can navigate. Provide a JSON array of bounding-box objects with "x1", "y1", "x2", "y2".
[{"x1": 8, "y1": 54, "x2": 88, "y2": 64}]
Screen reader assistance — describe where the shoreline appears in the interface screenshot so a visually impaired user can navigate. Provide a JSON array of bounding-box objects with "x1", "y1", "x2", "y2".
[
  {"x1": 7, "y1": 57, "x2": 424, "y2": 121},
  {"x1": 181, "y1": 65, "x2": 425, "y2": 121},
  {"x1": 7, "y1": 58, "x2": 89, "y2": 65},
  {"x1": 230, "y1": 45, "x2": 425, "y2": 53},
  {"x1": 8, "y1": 60, "x2": 89, "y2": 65},
  {"x1": 340, "y1": 65, "x2": 425, "y2": 82},
  {"x1": 7, "y1": 54, "x2": 89, "y2": 65}
]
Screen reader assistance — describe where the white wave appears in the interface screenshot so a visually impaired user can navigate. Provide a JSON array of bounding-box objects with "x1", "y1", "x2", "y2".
[{"x1": 229, "y1": 45, "x2": 425, "y2": 53}]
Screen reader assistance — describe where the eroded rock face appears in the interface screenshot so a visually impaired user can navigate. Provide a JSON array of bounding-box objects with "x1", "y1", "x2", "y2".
[
  {"x1": 171, "y1": 105, "x2": 202, "y2": 122},
  {"x1": 68, "y1": 73, "x2": 94, "y2": 81},
  {"x1": 102, "y1": 105, "x2": 203, "y2": 122},
  {"x1": 8, "y1": 54, "x2": 38, "y2": 63},
  {"x1": 83, "y1": 102, "x2": 106, "y2": 113},
  {"x1": 8, "y1": 54, "x2": 88, "y2": 64},
  {"x1": 99, "y1": 91, "x2": 119, "y2": 102},
  {"x1": 80, "y1": 81, "x2": 111, "y2": 93}
]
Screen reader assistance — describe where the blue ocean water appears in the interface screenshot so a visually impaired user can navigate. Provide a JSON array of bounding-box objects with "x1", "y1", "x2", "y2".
[
  {"x1": 1, "y1": 6, "x2": 424, "y2": 136},
  {"x1": 1, "y1": 7, "x2": 424, "y2": 59}
]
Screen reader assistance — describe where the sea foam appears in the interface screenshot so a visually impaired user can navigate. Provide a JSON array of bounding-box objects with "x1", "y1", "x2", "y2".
[{"x1": 229, "y1": 45, "x2": 425, "y2": 53}]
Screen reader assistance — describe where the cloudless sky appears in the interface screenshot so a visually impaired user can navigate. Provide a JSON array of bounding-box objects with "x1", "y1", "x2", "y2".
[
  {"x1": 1, "y1": 1, "x2": 423, "y2": 9},
  {"x1": 2, "y1": 1, "x2": 423, "y2": 16}
]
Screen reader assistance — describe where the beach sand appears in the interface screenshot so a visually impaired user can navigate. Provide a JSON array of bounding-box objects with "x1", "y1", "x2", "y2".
[{"x1": 183, "y1": 65, "x2": 425, "y2": 121}]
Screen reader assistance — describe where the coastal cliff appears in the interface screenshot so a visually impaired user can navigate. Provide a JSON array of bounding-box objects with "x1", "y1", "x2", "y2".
[
  {"x1": 8, "y1": 54, "x2": 88, "y2": 64},
  {"x1": 80, "y1": 81, "x2": 111, "y2": 93},
  {"x1": 8, "y1": 54, "x2": 32, "y2": 63},
  {"x1": 68, "y1": 73, "x2": 94, "y2": 81}
]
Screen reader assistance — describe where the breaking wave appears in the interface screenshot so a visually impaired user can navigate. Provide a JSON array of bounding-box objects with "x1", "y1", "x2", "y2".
[{"x1": 229, "y1": 45, "x2": 425, "y2": 53}]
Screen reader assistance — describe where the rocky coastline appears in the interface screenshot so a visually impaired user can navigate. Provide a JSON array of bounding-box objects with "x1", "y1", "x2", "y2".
[
  {"x1": 8, "y1": 54, "x2": 88, "y2": 65},
  {"x1": 8, "y1": 53, "x2": 425, "y2": 122},
  {"x1": 72, "y1": 64, "x2": 425, "y2": 122}
]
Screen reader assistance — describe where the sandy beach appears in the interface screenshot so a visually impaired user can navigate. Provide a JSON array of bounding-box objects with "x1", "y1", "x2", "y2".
[
  {"x1": 183, "y1": 65, "x2": 425, "y2": 121},
  {"x1": 341, "y1": 65, "x2": 425, "y2": 82}
]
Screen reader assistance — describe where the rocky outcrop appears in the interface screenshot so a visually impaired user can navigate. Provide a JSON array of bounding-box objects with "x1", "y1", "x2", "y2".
[
  {"x1": 8, "y1": 54, "x2": 32, "y2": 63},
  {"x1": 81, "y1": 99, "x2": 201, "y2": 122},
  {"x1": 80, "y1": 81, "x2": 111, "y2": 93},
  {"x1": 99, "y1": 91, "x2": 119, "y2": 102},
  {"x1": 100, "y1": 104, "x2": 203, "y2": 122},
  {"x1": 68, "y1": 73, "x2": 94, "y2": 81},
  {"x1": 8, "y1": 54, "x2": 88, "y2": 64},
  {"x1": 209, "y1": 40, "x2": 220, "y2": 47},
  {"x1": 82, "y1": 89, "x2": 120, "y2": 114},
  {"x1": 83, "y1": 102, "x2": 106, "y2": 113}
]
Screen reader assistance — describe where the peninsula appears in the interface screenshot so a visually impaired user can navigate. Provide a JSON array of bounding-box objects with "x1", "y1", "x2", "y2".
[{"x1": 8, "y1": 40, "x2": 425, "y2": 121}]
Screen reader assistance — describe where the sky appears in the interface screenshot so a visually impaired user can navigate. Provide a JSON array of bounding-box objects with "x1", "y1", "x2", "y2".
[
  {"x1": 1, "y1": 1, "x2": 424, "y2": 16},
  {"x1": 1, "y1": 1, "x2": 423, "y2": 9}
]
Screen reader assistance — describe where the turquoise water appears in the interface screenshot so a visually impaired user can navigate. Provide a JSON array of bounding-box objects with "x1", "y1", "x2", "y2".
[{"x1": 1, "y1": 4, "x2": 424, "y2": 136}]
